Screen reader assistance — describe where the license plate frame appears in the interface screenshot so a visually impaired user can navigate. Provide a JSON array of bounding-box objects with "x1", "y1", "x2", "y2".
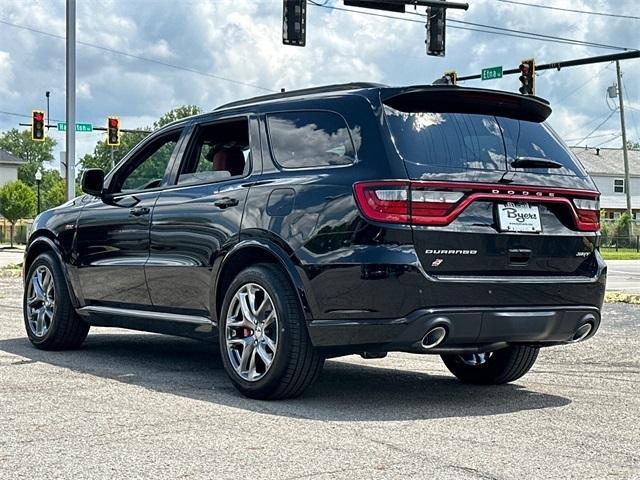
[{"x1": 497, "y1": 202, "x2": 542, "y2": 233}]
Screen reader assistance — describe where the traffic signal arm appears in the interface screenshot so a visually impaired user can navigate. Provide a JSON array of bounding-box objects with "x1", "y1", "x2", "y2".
[{"x1": 455, "y1": 50, "x2": 640, "y2": 82}]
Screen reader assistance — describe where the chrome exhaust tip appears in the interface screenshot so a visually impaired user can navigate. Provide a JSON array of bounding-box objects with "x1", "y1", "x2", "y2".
[
  {"x1": 571, "y1": 323, "x2": 593, "y2": 343},
  {"x1": 421, "y1": 326, "x2": 447, "y2": 349}
]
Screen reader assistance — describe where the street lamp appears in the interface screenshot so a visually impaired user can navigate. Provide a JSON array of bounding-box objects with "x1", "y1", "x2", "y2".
[{"x1": 35, "y1": 168, "x2": 42, "y2": 214}]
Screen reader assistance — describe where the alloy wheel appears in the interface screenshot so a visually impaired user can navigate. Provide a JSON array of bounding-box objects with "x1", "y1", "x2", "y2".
[
  {"x1": 225, "y1": 283, "x2": 279, "y2": 382},
  {"x1": 457, "y1": 352, "x2": 493, "y2": 366},
  {"x1": 26, "y1": 265, "x2": 56, "y2": 337}
]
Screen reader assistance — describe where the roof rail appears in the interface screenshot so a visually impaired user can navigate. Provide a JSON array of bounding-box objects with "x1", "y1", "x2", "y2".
[{"x1": 215, "y1": 82, "x2": 386, "y2": 111}]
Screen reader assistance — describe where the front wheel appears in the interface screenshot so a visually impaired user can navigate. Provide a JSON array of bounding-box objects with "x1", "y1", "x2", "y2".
[
  {"x1": 23, "y1": 252, "x2": 90, "y2": 350},
  {"x1": 441, "y1": 345, "x2": 539, "y2": 385},
  {"x1": 219, "y1": 263, "x2": 324, "y2": 400}
]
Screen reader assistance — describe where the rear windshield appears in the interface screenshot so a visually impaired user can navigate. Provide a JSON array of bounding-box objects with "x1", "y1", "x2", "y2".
[{"x1": 384, "y1": 105, "x2": 586, "y2": 177}]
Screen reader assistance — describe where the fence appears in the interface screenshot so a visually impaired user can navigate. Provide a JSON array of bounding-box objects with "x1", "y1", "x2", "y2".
[
  {"x1": 0, "y1": 218, "x2": 32, "y2": 245},
  {"x1": 600, "y1": 235, "x2": 640, "y2": 252}
]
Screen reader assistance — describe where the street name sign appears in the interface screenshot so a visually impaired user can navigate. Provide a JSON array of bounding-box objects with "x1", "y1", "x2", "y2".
[
  {"x1": 57, "y1": 122, "x2": 93, "y2": 132},
  {"x1": 481, "y1": 66, "x2": 503, "y2": 81}
]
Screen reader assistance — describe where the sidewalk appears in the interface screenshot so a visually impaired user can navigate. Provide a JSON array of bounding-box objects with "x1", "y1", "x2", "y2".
[
  {"x1": 606, "y1": 259, "x2": 640, "y2": 294},
  {"x1": 0, "y1": 249, "x2": 24, "y2": 268}
]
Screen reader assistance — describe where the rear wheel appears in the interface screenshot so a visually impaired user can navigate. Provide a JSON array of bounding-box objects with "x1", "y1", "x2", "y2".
[
  {"x1": 219, "y1": 263, "x2": 324, "y2": 400},
  {"x1": 441, "y1": 345, "x2": 539, "y2": 384},
  {"x1": 23, "y1": 252, "x2": 89, "y2": 350}
]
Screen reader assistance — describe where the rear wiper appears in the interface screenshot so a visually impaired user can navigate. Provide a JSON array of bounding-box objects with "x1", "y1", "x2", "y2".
[{"x1": 511, "y1": 157, "x2": 563, "y2": 169}]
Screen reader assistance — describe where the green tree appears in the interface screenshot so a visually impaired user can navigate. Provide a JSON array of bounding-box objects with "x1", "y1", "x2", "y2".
[
  {"x1": 153, "y1": 105, "x2": 202, "y2": 129},
  {"x1": 78, "y1": 105, "x2": 202, "y2": 178},
  {"x1": 0, "y1": 128, "x2": 56, "y2": 187},
  {"x1": 39, "y1": 170, "x2": 67, "y2": 211},
  {"x1": 79, "y1": 129, "x2": 148, "y2": 173},
  {"x1": 626, "y1": 140, "x2": 640, "y2": 150},
  {"x1": 615, "y1": 212, "x2": 632, "y2": 244},
  {"x1": 0, "y1": 180, "x2": 36, "y2": 247}
]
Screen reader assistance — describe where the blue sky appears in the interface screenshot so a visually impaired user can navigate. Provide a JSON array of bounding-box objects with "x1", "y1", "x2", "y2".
[{"x1": 0, "y1": 0, "x2": 638, "y2": 166}]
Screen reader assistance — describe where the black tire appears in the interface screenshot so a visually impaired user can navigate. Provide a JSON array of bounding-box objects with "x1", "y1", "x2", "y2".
[
  {"x1": 219, "y1": 263, "x2": 324, "y2": 400},
  {"x1": 23, "y1": 252, "x2": 89, "y2": 350},
  {"x1": 441, "y1": 345, "x2": 539, "y2": 385}
]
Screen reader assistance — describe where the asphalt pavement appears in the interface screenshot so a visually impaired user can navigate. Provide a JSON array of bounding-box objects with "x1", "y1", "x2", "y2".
[
  {"x1": 0, "y1": 249, "x2": 23, "y2": 269},
  {"x1": 0, "y1": 273, "x2": 639, "y2": 479},
  {"x1": 606, "y1": 260, "x2": 640, "y2": 293}
]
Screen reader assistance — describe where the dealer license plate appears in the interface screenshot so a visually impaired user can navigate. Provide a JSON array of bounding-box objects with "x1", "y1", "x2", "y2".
[{"x1": 497, "y1": 203, "x2": 542, "y2": 233}]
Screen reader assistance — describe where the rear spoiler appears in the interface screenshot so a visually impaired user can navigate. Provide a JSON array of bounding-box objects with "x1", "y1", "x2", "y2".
[{"x1": 381, "y1": 86, "x2": 552, "y2": 123}]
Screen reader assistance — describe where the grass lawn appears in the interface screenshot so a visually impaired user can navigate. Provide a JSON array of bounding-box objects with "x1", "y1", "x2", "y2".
[{"x1": 600, "y1": 249, "x2": 640, "y2": 260}]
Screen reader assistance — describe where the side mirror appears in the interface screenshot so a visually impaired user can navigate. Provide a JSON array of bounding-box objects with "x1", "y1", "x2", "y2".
[{"x1": 81, "y1": 168, "x2": 105, "y2": 197}]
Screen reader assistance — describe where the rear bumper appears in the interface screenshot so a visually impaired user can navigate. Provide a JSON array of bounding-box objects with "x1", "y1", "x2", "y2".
[{"x1": 308, "y1": 305, "x2": 601, "y2": 354}]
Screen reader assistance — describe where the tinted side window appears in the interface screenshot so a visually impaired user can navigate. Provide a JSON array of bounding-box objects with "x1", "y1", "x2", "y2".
[
  {"x1": 267, "y1": 111, "x2": 355, "y2": 169},
  {"x1": 113, "y1": 131, "x2": 181, "y2": 193}
]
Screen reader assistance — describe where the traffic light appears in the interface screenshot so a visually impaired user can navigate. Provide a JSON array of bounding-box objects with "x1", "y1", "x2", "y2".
[
  {"x1": 443, "y1": 70, "x2": 457, "y2": 85},
  {"x1": 518, "y1": 59, "x2": 535, "y2": 95},
  {"x1": 32, "y1": 110, "x2": 45, "y2": 142},
  {"x1": 426, "y1": 6, "x2": 446, "y2": 57},
  {"x1": 282, "y1": 0, "x2": 306, "y2": 46},
  {"x1": 107, "y1": 116, "x2": 120, "y2": 146}
]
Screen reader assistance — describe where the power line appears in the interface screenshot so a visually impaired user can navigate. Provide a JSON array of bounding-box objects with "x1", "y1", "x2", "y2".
[
  {"x1": 573, "y1": 110, "x2": 618, "y2": 146},
  {"x1": 594, "y1": 134, "x2": 622, "y2": 147},
  {"x1": 0, "y1": 19, "x2": 276, "y2": 93},
  {"x1": 496, "y1": 0, "x2": 640, "y2": 21},
  {"x1": 0, "y1": 110, "x2": 31, "y2": 119},
  {"x1": 405, "y1": 11, "x2": 630, "y2": 51},
  {"x1": 307, "y1": 1, "x2": 630, "y2": 50},
  {"x1": 553, "y1": 62, "x2": 613, "y2": 106},
  {"x1": 0, "y1": 109, "x2": 66, "y2": 123},
  {"x1": 565, "y1": 132, "x2": 619, "y2": 142}
]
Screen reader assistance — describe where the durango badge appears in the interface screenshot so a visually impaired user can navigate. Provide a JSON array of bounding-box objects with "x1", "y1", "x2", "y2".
[{"x1": 425, "y1": 249, "x2": 478, "y2": 255}]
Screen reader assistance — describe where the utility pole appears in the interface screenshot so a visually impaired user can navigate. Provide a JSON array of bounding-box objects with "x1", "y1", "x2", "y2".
[
  {"x1": 65, "y1": 0, "x2": 76, "y2": 201},
  {"x1": 616, "y1": 60, "x2": 633, "y2": 233},
  {"x1": 45, "y1": 91, "x2": 50, "y2": 131}
]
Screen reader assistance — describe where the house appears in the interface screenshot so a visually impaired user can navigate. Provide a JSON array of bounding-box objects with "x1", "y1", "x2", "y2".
[
  {"x1": 570, "y1": 146, "x2": 640, "y2": 223},
  {"x1": 0, "y1": 148, "x2": 26, "y2": 186}
]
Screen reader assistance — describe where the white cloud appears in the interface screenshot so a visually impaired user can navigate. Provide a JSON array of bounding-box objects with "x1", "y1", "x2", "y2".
[{"x1": 0, "y1": 0, "x2": 638, "y2": 167}]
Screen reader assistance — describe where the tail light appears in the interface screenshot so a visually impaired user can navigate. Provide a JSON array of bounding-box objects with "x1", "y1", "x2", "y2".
[
  {"x1": 354, "y1": 180, "x2": 600, "y2": 232},
  {"x1": 353, "y1": 181, "x2": 465, "y2": 226},
  {"x1": 573, "y1": 198, "x2": 600, "y2": 231},
  {"x1": 354, "y1": 181, "x2": 410, "y2": 224},
  {"x1": 411, "y1": 189, "x2": 464, "y2": 224}
]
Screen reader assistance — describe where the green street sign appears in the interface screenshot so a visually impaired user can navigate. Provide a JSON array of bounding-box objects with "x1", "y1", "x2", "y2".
[
  {"x1": 481, "y1": 66, "x2": 503, "y2": 81},
  {"x1": 57, "y1": 122, "x2": 93, "y2": 132}
]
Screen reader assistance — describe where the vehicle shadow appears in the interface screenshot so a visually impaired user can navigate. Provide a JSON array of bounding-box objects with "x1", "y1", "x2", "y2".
[{"x1": 0, "y1": 332, "x2": 571, "y2": 421}]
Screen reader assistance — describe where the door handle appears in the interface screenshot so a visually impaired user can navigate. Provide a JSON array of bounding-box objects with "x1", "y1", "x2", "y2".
[
  {"x1": 213, "y1": 197, "x2": 239, "y2": 209},
  {"x1": 130, "y1": 206, "x2": 150, "y2": 216}
]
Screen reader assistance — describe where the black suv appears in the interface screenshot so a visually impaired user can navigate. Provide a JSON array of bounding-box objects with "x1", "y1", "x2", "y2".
[{"x1": 23, "y1": 83, "x2": 606, "y2": 399}]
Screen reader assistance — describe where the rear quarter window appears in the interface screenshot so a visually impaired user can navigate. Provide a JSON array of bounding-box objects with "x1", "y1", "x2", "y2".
[{"x1": 267, "y1": 111, "x2": 355, "y2": 169}]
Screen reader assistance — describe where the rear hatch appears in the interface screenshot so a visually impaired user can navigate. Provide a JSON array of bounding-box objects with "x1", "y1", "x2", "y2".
[{"x1": 375, "y1": 87, "x2": 600, "y2": 278}]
